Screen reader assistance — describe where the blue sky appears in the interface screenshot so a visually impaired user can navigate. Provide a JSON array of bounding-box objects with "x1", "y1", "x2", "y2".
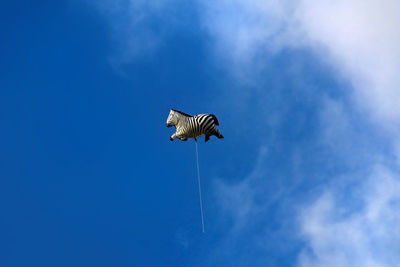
[{"x1": 1, "y1": 1, "x2": 400, "y2": 266}]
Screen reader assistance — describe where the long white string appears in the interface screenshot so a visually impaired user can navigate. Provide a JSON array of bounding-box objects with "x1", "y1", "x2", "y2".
[{"x1": 195, "y1": 141, "x2": 205, "y2": 233}]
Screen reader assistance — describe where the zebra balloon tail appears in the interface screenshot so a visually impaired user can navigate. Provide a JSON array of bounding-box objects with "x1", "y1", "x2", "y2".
[{"x1": 210, "y1": 114, "x2": 219, "y2": 125}]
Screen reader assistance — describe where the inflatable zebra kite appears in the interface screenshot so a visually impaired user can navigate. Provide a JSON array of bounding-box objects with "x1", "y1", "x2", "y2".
[
  {"x1": 166, "y1": 109, "x2": 224, "y2": 142},
  {"x1": 166, "y1": 109, "x2": 223, "y2": 232}
]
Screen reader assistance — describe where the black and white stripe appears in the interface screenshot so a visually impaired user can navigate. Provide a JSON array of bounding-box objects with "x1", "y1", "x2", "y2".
[{"x1": 166, "y1": 109, "x2": 224, "y2": 142}]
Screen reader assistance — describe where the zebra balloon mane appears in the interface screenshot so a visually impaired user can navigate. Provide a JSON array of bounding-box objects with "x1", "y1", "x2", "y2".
[{"x1": 166, "y1": 109, "x2": 224, "y2": 142}]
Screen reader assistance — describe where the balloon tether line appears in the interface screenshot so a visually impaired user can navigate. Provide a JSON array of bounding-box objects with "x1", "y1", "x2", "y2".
[{"x1": 195, "y1": 141, "x2": 205, "y2": 233}]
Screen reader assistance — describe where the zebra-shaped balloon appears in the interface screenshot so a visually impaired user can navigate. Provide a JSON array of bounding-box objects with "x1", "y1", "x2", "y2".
[{"x1": 166, "y1": 109, "x2": 224, "y2": 142}]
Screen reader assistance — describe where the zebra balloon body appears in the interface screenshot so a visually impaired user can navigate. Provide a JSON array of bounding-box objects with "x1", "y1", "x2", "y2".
[{"x1": 166, "y1": 109, "x2": 224, "y2": 142}]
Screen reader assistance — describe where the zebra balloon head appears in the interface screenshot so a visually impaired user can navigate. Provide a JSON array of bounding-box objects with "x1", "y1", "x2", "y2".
[{"x1": 166, "y1": 109, "x2": 179, "y2": 127}]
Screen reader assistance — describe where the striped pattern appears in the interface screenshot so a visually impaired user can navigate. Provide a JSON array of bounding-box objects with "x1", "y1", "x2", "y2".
[{"x1": 166, "y1": 109, "x2": 224, "y2": 142}]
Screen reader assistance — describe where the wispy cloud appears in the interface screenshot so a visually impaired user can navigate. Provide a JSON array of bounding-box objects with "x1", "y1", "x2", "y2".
[
  {"x1": 92, "y1": 0, "x2": 173, "y2": 67},
  {"x1": 201, "y1": 0, "x2": 400, "y2": 123},
  {"x1": 208, "y1": 147, "x2": 301, "y2": 266},
  {"x1": 298, "y1": 166, "x2": 400, "y2": 267},
  {"x1": 200, "y1": 0, "x2": 294, "y2": 82},
  {"x1": 214, "y1": 147, "x2": 276, "y2": 231},
  {"x1": 208, "y1": 97, "x2": 400, "y2": 266}
]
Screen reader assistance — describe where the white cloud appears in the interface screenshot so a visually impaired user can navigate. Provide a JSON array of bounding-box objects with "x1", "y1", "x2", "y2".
[
  {"x1": 200, "y1": 0, "x2": 294, "y2": 81},
  {"x1": 201, "y1": 0, "x2": 400, "y2": 123},
  {"x1": 295, "y1": 0, "x2": 400, "y2": 124},
  {"x1": 298, "y1": 166, "x2": 400, "y2": 267},
  {"x1": 201, "y1": 0, "x2": 290, "y2": 61}
]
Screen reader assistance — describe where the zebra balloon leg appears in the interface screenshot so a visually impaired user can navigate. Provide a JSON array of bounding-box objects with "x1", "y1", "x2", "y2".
[{"x1": 166, "y1": 109, "x2": 224, "y2": 142}]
